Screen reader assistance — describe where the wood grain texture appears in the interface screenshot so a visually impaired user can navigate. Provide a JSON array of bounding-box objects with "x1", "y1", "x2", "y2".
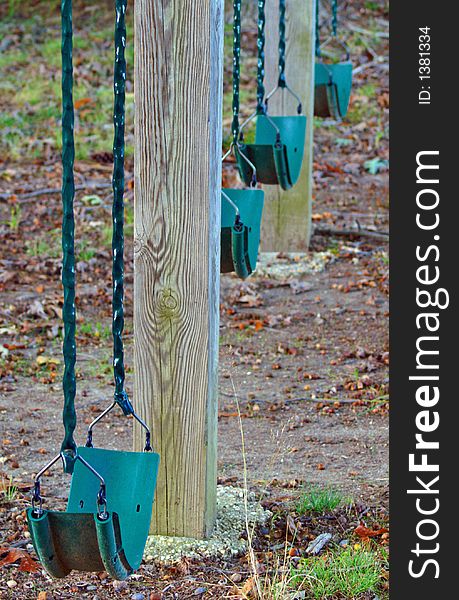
[
  {"x1": 133, "y1": 0, "x2": 224, "y2": 538},
  {"x1": 260, "y1": 0, "x2": 315, "y2": 251}
]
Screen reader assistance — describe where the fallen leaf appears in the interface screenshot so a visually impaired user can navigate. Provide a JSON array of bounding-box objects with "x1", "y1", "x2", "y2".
[
  {"x1": 193, "y1": 587, "x2": 206, "y2": 596},
  {"x1": 306, "y1": 533, "x2": 332, "y2": 555},
  {"x1": 0, "y1": 547, "x2": 40, "y2": 573},
  {"x1": 27, "y1": 300, "x2": 47, "y2": 320},
  {"x1": 74, "y1": 97, "x2": 93, "y2": 109},
  {"x1": 364, "y1": 157, "x2": 389, "y2": 175},
  {"x1": 354, "y1": 524, "x2": 389, "y2": 540},
  {"x1": 286, "y1": 514, "x2": 298, "y2": 535},
  {"x1": 289, "y1": 280, "x2": 314, "y2": 294},
  {"x1": 377, "y1": 91, "x2": 389, "y2": 108},
  {"x1": 241, "y1": 577, "x2": 256, "y2": 596},
  {"x1": 237, "y1": 294, "x2": 263, "y2": 307},
  {"x1": 36, "y1": 356, "x2": 60, "y2": 366}
]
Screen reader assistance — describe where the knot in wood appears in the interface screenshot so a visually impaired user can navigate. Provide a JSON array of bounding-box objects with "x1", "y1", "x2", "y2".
[{"x1": 158, "y1": 288, "x2": 179, "y2": 319}]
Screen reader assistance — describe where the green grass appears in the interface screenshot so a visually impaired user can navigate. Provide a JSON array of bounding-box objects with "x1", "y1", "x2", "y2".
[
  {"x1": 84, "y1": 351, "x2": 112, "y2": 379},
  {"x1": 326, "y1": 240, "x2": 340, "y2": 256},
  {"x1": 101, "y1": 225, "x2": 112, "y2": 247},
  {"x1": 77, "y1": 239, "x2": 97, "y2": 261},
  {"x1": 359, "y1": 83, "x2": 377, "y2": 99},
  {"x1": 40, "y1": 36, "x2": 92, "y2": 67},
  {"x1": 26, "y1": 229, "x2": 61, "y2": 259},
  {"x1": 26, "y1": 239, "x2": 55, "y2": 258},
  {"x1": 6, "y1": 205, "x2": 22, "y2": 231},
  {"x1": 346, "y1": 82, "x2": 382, "y2": 125},
  {"x1": 23, "y1": 229, "x2": 103, "y2": 261},
  {"x1": 1, "y1": 475, "x2": 18, "y2": 503},
  {"x1": 296, "y1": 486, "x2": 347, "y2": 514},
  {"x1": 125, "y1": 202, "x2": 134, "y2": 236},
  {"x1": 0, "y1": 49, "x2": 29, "y2": 69},
  {"x1": 79, "y1": 322, "x2": 111, "y2": 340},
  {"x1": 290, "y1": 546, "x2": 383, "y2": 599},
  {"x1": 7, "y1": 0, "x2": 21, "y2": 18},
  {"x1": 0, "y1": 13, "x2": 124, "y2": 160},
  {"x1": 364, "y1": 1, "x2": 380, "y2": 10},
  {"x1": 1, "y1": 0, "x2": 387, "y2": 162},
  {"x1": 14, "y1": 79, "x2": 61, "y2": 108}
]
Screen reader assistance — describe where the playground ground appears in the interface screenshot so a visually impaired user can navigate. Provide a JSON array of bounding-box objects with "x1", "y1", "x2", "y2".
[{"x1": 0, "y1": 1, "x2": 389, "y2": 598}]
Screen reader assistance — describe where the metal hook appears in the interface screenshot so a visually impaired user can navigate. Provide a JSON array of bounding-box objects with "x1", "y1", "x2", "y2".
[
  {"x1": 85, "y1": 401, "x2": 152, "y2": 452},
  {"x1": 239, "y1": 106, "x2": 282, "y2": 141},
  {"x1": 239, "y1": 110, "x2": 258, "y2": 136},
  {"x1": 221, "y1": 144, "x2": 234, "y2": 163},
  {"x1": 235, "y1": 142, "x2": 259, "y2": 187},
  {"x1": 251, "y1": 110, "x2": 282, "y2": 142},
  {"x1": 131, "y1": 411, "x2": 152, "y2": 451},
  {"x1": 265, "y1": 83, "x2": 303, "y2": 115},
  {"x1": 31, "y1": 453, "x2": 62, "y2": 516},
  {"x1": 221, "y1": 190, "x2": 240, "y2": 218},
  {"x1": 75, "y1": 454, "x2": 108, "y2": 519},
  {"x1": 317, "y1": 35, "x2": 350, "y2": 62},
  {"x1": 30, "y1": 452, "x2": 107, "y2": 518},
  {"x1": 86, "y1": 401, "x2": 117, "y2": 447}
]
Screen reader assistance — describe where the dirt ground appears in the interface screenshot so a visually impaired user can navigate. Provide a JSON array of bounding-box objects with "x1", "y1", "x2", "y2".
[
  {"x1": 0, "y1": 0, "x2": 389, "y2": 597},
  {"x1": 1, "y1": 252, "x2": 389, "y2": 501}
]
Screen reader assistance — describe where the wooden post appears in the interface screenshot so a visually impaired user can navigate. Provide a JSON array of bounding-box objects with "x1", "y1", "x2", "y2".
[
  {"x1": 261, "y1": 0, "x2": 315, "y2": 251},
  {"x1": 133, "y1": 0, "x2": 224, "y2": 538}
]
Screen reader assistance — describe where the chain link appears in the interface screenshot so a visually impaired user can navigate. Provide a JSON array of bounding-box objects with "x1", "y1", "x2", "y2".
[
  {"x1": 315, "y1": 0, "x2": 321, "y2": 57},
  {"x1": 231, "y1": 1, "x2": 241, "y2": 144},
  {"x1": 278, "y1": 0, "x2": 286, "y2": 87},
  {"x1": 256, "y1": 0, "x2": 266, "y2": 114},
  {"x1": 112, "y1": 0, "x2": 132, "y2": 416},
  {"x1": 58, "y1": 0, "x2": 133, "y2": 468},
  {"x1": 60, "y1": 0, "x2": 77, "y2": 467},
  {"x1": 331, "y1": 0, "x2": 338, "y2": 37},
  {"x1": 316, "y1": 0, "x2": 339, "y2": 56}
]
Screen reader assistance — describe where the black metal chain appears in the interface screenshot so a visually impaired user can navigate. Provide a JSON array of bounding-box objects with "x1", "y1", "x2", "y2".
[
  {"x1": 112, "y1": 0, "x2": 133, "y2": 416},
  {"x1": 256, "y1": 0, "x2": 266, "y2": 115},
  {"x1": 231, "y1": 0, "x2": 241, "y2": 145},
  {"x1": 60, "y1": 0, "x2": 77, "y2": 472},
  {"x1": 277, "y1": 0, "x2": 286, "y2": 88}
]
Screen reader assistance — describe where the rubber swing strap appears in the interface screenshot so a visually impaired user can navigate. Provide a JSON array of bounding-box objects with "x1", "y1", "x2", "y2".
[
  {"x1": 60, "y1": 0, "x2": 77, "y2": 470},
  {"x1": 231, "y1": 0, "x2": 241, "y2": 145},
  {"x1": 112, "y1": 0, "x2": 134, "y2": 416},
  {"x1": 256, "y1": 0, "x2": 266, "y2": 115}
]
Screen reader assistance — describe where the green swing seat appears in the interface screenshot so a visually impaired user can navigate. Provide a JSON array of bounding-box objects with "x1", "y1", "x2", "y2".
[
  {"x1": 26, "y1": 0, "x2": 159, "y2": 582},
  {"x1": 221, "y1": 189, "x2": 264, "y2": 279},
  {"x1": 27, "y1": 446, "x2": 159, "y2": 580},
  {"x1": 236, "y1": 115, "x2": 307, "y2": 191},
  {"x1": 314, "y1": 61, "x2": 353, "y2": 120}
]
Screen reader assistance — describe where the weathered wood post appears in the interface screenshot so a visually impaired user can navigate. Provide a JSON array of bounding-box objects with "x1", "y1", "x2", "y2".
[
  {"x1": 133, "y1": 0, "x2": 224, "y2": 538},
  {"x1": 261, "y1": 0, "x2": 315, "y2": 251}
]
